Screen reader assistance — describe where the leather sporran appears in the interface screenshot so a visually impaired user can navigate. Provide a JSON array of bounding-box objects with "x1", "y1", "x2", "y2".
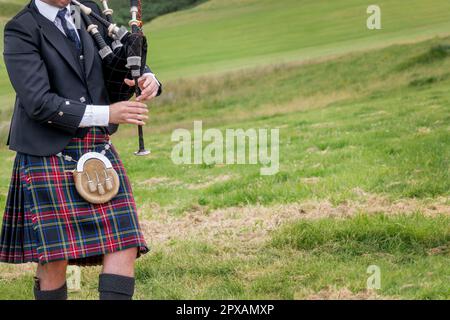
[{"x1": 73, "y1": 152, "x2": 120, "y2": 204}]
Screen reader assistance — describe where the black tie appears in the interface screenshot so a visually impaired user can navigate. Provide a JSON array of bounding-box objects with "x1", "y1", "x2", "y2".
[{"x1": 56, "y1": 8, "x2": 82, "y2": 52}]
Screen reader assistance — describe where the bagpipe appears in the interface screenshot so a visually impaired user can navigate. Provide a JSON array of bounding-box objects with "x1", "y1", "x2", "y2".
[{"x1": 71, "y1": 0, "x2": 150, "y2": 156}]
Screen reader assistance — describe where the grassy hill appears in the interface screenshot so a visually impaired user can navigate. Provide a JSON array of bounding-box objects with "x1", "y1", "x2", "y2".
[
  {"x1": 0, "y1": 0, "x2": 448, "y2": 299},
  {"x1": 147, "y1": 0, "x2": 450, "y2": 79},
  {"x1": 109, "y1": 0, "x2": 207, "y2": 26},
  {"x1": 2, "y1": 0, "x2": 450, "y2": 80}
]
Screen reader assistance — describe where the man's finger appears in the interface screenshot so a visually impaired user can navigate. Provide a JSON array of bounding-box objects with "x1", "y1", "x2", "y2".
[
  {"x1": 137, "y1": 91, "x2": 157, "y2": 102},
  {"x1": 124, "y1": 78, "x2": 136, "y2": 87},
  {"x1": 137, "y1": 90, "x2": 155, "y2": 102},
  {"x1": 148, "y1": 81, "x2": 158, "y2": 93},
  {"x1": 138, "y1": 75, "x2": 154, "y2": 88},
  {"x1": 139, "y1": 83, "x2": 158, "y2": 98},
  {"x1": 143, "y1": 76, "x2": 153, "y2": 89},
  {"x1": 138, "y1": 88, "x2": 153, "y2": 100},
  {"x1": 125, "y1": 119, "x2": 146, "y2": 126},
  {"x1": 130, "y1": 113, "x2": 148, "y2": 121},
  {"x1": 125, "y1": 113, "x2": 148, "y2": 121},
  {"x1": 125, "y1": 101, "x2": 148, "y2": 109},
  {"x1": 125, "y1": 107, "x2": 149, "y2": 115},
  {"x1": 137, "y1": 76, "x2": 147, "y2": 85},
  {"x1": 148, "y1": 88, "x2": 159, "y2": 99}
]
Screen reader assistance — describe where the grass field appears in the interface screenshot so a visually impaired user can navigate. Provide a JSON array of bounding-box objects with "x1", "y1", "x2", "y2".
[
  {"x1": 0, "y1": 0, "x2": 449, "y2": 300},
  {"x1": 147, "y1": 0, "x2": 450, "y2": 79}
]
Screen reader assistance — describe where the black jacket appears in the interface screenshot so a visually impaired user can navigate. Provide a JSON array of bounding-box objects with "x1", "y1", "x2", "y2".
[{"x1": 3, "y1": 0, "x2": 158, "y2": 156}]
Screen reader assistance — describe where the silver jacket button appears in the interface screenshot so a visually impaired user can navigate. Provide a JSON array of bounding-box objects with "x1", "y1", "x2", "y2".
[
  {"x1": 58, "y1": 111, "x2": 64, "y2": 116},
  {"x1": 80, "y1": 97, "x2": 86, "y2": 103}
]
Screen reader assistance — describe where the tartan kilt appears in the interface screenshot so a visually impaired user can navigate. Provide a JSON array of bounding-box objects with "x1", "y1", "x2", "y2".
[{"x1": 0, "y1": 127, "x2": 148, "y2": 266}]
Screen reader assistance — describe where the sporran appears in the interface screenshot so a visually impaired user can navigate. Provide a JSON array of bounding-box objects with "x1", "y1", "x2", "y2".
[{"x1": 58, "y1": 142, "x2": 120, "y2": 204}]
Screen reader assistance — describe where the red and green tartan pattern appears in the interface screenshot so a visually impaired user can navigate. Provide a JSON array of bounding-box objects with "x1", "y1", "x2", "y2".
[{"x1": 0, "y1": 127, "x2": 148, "y2": 266}]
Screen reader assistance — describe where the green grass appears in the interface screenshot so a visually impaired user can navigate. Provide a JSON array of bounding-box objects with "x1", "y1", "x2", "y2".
[
  {"x1": 103, "y1": 37, "x2": 450, "y2": 214},
  {"x1": 3, "y1": 0, "x2": 450, "y2": 80},
  {"x1": 134, "y1": 216, "x2": 449, "y2": 300},
  {"x1": 147, "y1": 0, "x2": 450, "y2": 79},
  {"x1": 2, "y1": 36, "x2": 449, "y2": 300},
  {"x1": 1, "y1": 214, "x2": 448, "y2": 299},
  {"x1": 272, "y1": 214, "x2": 450, "y2": 255},
  {"x1": 0, "y1": 0, "x2": 449, "y2": 300},
  {"x1": 109, "y1": 0, "x2": 208, "y2": 27},
  {"x1": 133, "y1": 214, "x2": 449, "y2": 300}
]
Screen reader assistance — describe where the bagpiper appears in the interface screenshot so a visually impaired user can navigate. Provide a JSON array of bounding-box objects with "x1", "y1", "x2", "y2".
[{"x1": 0, "y1": 0, "x2": 161, "y2": 300}]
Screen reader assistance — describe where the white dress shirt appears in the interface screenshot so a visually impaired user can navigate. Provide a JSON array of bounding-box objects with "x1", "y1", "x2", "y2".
[
  {"x1": 35, "y1": 0, "x2": 80, "y2": 39},
  {"x1": 35, "y1": 0, "x2": 158, "y2": 128}
]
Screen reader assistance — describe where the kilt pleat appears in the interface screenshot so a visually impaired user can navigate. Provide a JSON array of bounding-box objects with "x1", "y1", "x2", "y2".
[
  {"x1": 0, "y1": 127, "x2": 148, "y2": 266},
  {"x1": 0, "y1": 156, "x2": 39, "y2": 263}
]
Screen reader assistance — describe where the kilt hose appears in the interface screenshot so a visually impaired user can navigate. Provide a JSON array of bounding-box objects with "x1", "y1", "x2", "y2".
[{"x1": 0, "y1": 127, "x2": 148, "y2": 266}]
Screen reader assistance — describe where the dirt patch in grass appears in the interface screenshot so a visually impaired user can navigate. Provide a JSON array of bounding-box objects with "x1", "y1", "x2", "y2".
[
  {"x1": 303, "y1": 287, "x2": 391, "y2": 300},
  {"x1": 137, "y1": 177, "x2": 183, "y2": 188},
  {"x1": 186, "y1": 175, "x2": 234, "y2": 190},
  {"x1": 140, "y1": 192, "x2": 450, "y2": 248},
  {"x1": 0, "y1": 263, "x2": 35, "y2": 280},
  {"x1": 3, "y1": 193, "x2": 448, "y2": 282},
  {"x1": 138, "y1": 177, "x2": 171, "y2": 185},
  {"x1": 136, "y1": 175, "x2": 234, "y2": 190},
  {"x1": 427, "y1": 244, "x2": 450, "y2": 256},
  {"x1": 301, "y1": 177, "x2": 321, "y2": 184}
]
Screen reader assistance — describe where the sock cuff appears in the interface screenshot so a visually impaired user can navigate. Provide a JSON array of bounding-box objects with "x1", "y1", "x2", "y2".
[
  {"x1": 98, "y1": 273, "x2": 135, "y2": 297},
  {"x1": 34, "y1": 281, "x2": 68, "y2": 300}
]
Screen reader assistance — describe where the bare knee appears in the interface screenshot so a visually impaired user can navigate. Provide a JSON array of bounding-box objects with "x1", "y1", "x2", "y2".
[
  {"x1": 102, "y1": 247, "x2": 137, "y2": 277},
  {"x1": 36, "y1": 260, "x2": 68, "y2": 290}
]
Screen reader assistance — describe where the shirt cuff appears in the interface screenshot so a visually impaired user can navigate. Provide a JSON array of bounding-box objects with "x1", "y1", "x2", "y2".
[{"x1": 79, "y1": 105, "x2": 110, "y2": 127}]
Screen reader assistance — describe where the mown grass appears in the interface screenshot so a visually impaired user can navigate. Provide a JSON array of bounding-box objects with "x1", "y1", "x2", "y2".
[
  {"x1": 147, "y1": 0, "x2": 450, "y2": 79},
  {"x1": 109, "y1": 0, "x2": 208, "y2": 27},
  {"x1": 3, "y1": 0, "x2": 450, "y2": 80}
]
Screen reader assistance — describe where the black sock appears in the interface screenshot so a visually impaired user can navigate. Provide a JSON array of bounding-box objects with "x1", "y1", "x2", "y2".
[
  {"x1": 98, "y1": 273, "x2": 135, "y2": 300},
  {"x1": 33, "y1": 277, "x2": 68, "y2": 300}
]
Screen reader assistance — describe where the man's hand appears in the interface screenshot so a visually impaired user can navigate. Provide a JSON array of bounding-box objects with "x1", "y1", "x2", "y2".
[
  {"x1": 124, "y1": 74, "x2": 160, "y2": 102},
  {"x1": 109, "y1": 101, "x2": 148, "y2": 126}
]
